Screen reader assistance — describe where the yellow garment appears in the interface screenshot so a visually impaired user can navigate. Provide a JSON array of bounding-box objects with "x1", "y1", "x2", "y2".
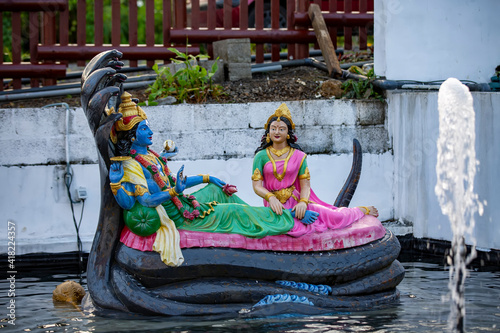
[
  {"x1": 153, "y1": 205, "x2": 184, "y2": 266},
  {"x1": 122, "y1": 158, "x2": 184, "y2": 267}
]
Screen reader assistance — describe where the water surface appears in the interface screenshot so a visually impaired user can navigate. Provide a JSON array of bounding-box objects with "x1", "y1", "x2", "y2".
[{"x1": 1, "y1": 260, "x2": 499, "y2": 332}]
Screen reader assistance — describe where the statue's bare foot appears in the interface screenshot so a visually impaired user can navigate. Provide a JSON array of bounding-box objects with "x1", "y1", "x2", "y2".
[{"x1": 360, "y1": 206, "x2": 379, "y2": 217}]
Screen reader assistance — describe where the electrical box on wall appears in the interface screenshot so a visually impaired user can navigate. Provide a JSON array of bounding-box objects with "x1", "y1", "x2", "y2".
[{"x1": 75, "y1": 186, "x2": 88, "y2": 201}]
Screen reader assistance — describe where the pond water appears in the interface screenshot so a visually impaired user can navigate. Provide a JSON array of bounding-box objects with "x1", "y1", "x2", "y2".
[{"x1": 1, "y1": 259, "x2": 499, "y2": 332}]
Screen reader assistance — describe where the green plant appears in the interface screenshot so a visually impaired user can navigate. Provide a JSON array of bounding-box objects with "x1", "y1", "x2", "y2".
[
  {"x1": 341, "y1": 68, "x2": 384, "y2": 100},
  {"x1": 146, "y1": 48, "x2": 225, "y2": 105}
]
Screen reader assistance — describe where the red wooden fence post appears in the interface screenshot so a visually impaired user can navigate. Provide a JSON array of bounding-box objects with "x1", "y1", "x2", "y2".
[
  {"x1": 286, "y1": 0, "x2": 295, "y2": 60},
  {"x1": 76, "y1": 0, "x2": 86, "y2": 67},
  {"x1": 0, "y1": 12, "x2": 3, "y2": 91},
  {"x1": 146, "y1": 0, "x2": 155, "y2": 67},
  {"x1": 128, "y1": 0, "x2": 138, "y2": 67},
  {"x1": 271, "y1": 0, "x2": 280, "y2": 62},
  {"x1": 12, "y1": 12, "x2": 23, "y2": 89},
  {"x1": 344, "y1": 0, "x2": 352, "y2": 50},
  {"x1": 29, "y1": 12, "x2": 40, "y2": 88},
  {"x1": 163, "y1": 0, "x2": 171, "y2": 65}
]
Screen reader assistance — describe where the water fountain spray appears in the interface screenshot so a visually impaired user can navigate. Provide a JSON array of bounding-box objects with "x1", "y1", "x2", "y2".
[{"x1": 435, "y1": 78, "x2": 484, "y2": 332}]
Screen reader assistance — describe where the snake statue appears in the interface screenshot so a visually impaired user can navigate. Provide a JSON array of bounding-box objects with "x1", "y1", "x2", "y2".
[{"x1": 80, "y1": 50, "x2": 404, "y2": 318}]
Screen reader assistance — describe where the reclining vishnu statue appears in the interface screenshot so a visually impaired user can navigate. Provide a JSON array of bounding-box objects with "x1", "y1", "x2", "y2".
[{"x1": 81, "y1": 49, "x2": 404, "y2": 318}]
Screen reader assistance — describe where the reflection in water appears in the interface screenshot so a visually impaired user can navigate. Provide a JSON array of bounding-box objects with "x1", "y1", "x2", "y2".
[{"x1": 1, "y1": 261, "x2": 498, "y2": 332}]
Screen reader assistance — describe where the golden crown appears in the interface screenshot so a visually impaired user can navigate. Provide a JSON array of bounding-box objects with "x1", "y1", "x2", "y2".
[
  {"x1": 264, "y1": 103, "x2": 295, "y2": 130},
  {"x1": 110, "y1": 92, "x2": 148, "y2": 143}
]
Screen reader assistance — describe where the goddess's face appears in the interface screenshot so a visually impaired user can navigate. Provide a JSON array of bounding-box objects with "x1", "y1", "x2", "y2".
[
  {"x1": 135, "y1": 120, "x2": 153, "y2": 146},
  {"x1": 269, "y1": 120, "x2": 288, "y2": 145}
]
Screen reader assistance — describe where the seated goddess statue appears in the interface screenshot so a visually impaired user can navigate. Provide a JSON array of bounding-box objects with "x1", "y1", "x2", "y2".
[
  {"x1": 252, "y1": 103, "x2": 379, "y2": 237},
  {"x1": 109, "y1": 93, "x2": 320, "y2": 266}
]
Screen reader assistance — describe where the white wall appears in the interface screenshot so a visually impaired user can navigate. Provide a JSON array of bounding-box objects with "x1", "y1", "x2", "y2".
[
  {"x1": 0, "y1": 100, "x2": 392, "y2": 254},
  {"x1": 375, "y1": 0, "x2": 500, "y2": 83},
  {"x1": 387, "y1": 90, "x2": 499, "y2": 251}
]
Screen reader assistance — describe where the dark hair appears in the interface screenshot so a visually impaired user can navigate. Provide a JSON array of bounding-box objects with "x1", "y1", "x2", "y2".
[
  {"x1": 254, "y1": 116, "x2": 302, "y2": 154},
  {"x1": 115, "y1": 123, "x2": 139, "y2": 156}
]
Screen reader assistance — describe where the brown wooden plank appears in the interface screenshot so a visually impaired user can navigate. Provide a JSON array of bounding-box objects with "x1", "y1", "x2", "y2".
[
  {"x1": 344, "y1": 0, "x2": 352, "y2": 50},
  {"x1": 296, "y1": 0, "x2": 308, "y2": 59},
  {"x1": 239, "y1": 0, "x2": 248, "y2": 30},
  {"x1": 94, "y1": 0, "x2": 104, "y2": 46},
  {"x1": 308, "y1": 4, "x2": 342, "y2": 77},
  {"x1": 12, "y1": 12, "x2": 22, "y2": 89},
  {"x1": 191, "y1": 0, "x2": 200, "y2": 30},
  {"x1": 163, "y1": 0, "x2": 171, "y2": 52},
  {"x1": 170, "y1": 28, "x2": 315, "y2": 43},
  {"x1": 175, "y1": 0, "x2": 186, "y2": 28},
  {"x1": 146, "y1": 0, "x2": 155, "y2": 67},
  {"x1": 0, "y1": 12, "x2": 3, "y2": 91},
  {"x1": 37, "y1": 45, "x2": 200, "y2": 60},
  {"x1": 359, "y1": 0, "x2": 367, "y2": 50},
  {"x1": 0, "y1": 64, "x2": 66, "y2": 78},
  {"x1": 286, "y1": 0, "x2": 295, "y2": 60},
  {"x1": 0, "y1": 1, "x2": 67, "y2": 12},
  {"x1": 128, "y1": 0, "x2": 138, "y2": 67},
  {"x1": 271, "y1": 0, "x2": 280, "y2": 61},
  {"x1": 224, "y1": 0, "x2": 232, "y2": 30},
  {"x1": 328, "y1": 0, "x2": 338, "y2": 49},
  {"x1": 43, "y1": 12, "x2": 57, "y2": 85},
  {"x1": 207, "y1": 0, "x2": 216, "y2": 58},
  {"x1": 255, "y1": 0, "x2": 264, "y2": 63},
  {"x1": 29, "y1": 12, "x2": 40, "y2": 87},
  {"x1": 77, "y1": 0, "x2": 86, "y2": 66},
  {"x1": 112, "y1": 0, "x2": 121, "y2": 47}
]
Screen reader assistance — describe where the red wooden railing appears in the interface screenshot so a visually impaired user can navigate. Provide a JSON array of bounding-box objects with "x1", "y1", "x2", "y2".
[{"x1": 0, "y1": 0, "x2": 373, "y2": 91}]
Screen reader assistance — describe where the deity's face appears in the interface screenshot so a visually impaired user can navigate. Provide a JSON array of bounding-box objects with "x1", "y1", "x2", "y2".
[
  {"x1": 134, "y1": 120, "x2": 153, "y2": 147},
  {"x1": 269, "y1": 120, "x2": 288, "y2": 145}
]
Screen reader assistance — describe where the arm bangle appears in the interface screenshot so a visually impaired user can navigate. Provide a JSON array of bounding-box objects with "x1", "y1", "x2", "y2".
[
  {"x1": 264, "y1": 192, "x2": 275, "y2": 202},
  {"x1": 358, "y1": 206, "x2": 370, "y2": 215},
  {"x1": 202, "y1": 174, "x2": 210, "y2": 183},
  {"x1": 299, "y1": 198, "x2": 309, "y2": 205},
  {"x1": 110, "y1": 182, "x2": 121, "y2": 196},
  {"x1": 169, "y1": 188, "x2": 179, "y2": 197}
]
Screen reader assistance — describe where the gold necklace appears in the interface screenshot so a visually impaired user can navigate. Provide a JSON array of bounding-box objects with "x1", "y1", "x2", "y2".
[{"x1": 269, "y1": 146, "x2": 290, "y2": 157}]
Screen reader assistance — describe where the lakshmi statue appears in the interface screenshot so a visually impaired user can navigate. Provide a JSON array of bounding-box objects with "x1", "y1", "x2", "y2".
[
  {"x1": 252, "y1": 103, "x2": 379, "y2": 237},
  {"x1": 109, "y1": 93, "x2": 323, "y2": 266}
]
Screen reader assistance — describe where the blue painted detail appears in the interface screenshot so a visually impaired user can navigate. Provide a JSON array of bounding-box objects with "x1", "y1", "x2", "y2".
[
  {"x1": 276, "y1": 280, "x2": 332, "y2": 295},
  {"x1": 253, "y1": 294, "x2": 314, "y2": 307}
]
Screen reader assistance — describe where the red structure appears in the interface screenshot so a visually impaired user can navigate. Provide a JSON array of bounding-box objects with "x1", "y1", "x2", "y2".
[{"x1": 0, "y1": 0, "x2": 373, "y2": 91}]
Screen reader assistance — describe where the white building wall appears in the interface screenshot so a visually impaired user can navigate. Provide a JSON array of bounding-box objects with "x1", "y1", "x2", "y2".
[
  {"x1": 0, "y1": 100, "x2": 392, "y2": 254},
  {"x1": 375, "y1": 0, "x2": 500, "y2": 83},
  {"x1": 387, "y1": 91, "x2": 499, "y2": 251}
]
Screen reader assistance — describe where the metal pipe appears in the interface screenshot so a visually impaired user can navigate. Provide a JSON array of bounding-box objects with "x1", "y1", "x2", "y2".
[{"x1": 251, "y1": 65, "x2": 282, "y2": 74}]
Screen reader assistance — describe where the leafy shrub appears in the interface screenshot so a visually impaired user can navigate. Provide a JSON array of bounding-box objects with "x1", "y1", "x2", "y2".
[
  {"x1": 341, "y1": 68, "x2": 384, "y2": 101},
  {"x1": 146, "y1": 48, "x2": 225, "y2": 105}
]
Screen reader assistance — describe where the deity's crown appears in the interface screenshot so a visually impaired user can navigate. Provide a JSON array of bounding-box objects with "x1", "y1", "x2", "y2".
[
  {"x1": 110, "y1": 92, "x2": 148, "y2": 143},
  {"x1": 264, "y1": 103, "x2": 295, "y2": 130}
]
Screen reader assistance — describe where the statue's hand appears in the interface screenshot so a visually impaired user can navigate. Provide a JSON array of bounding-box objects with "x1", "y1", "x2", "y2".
[
  {"x1": 301, "y1": 210, "x2": 319, "y2": 225},
  {"x1": 160, "y1": 146, "x2": 179, "y2": 160},
  {"x1": 269, "y1": 196, "x2": 284, "y2": 215},
  {"x1": 109, "y1": 162, "x2": 124, "y2": 183},
  {"x1": 291, "y1": 201, "x2": 308, "y2": 220},
  {"x1": 290, "y1": 209, "x2": 318, "y2": 225},
  {"x1": 175, "y1": 165, "x2": 187, "y2": 194},
  {"x1": 209, "y1": 176, "x2": 226, "y2": 188}
]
